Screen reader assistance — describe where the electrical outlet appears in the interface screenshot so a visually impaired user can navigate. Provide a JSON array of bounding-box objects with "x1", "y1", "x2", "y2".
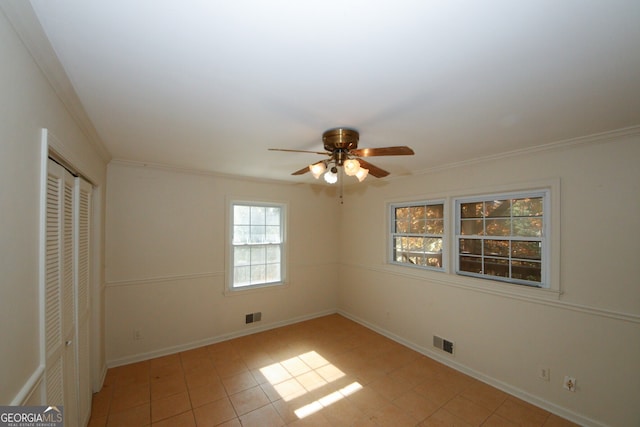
[
  {"x1": 538, "y1": 367, "x2": 550, "y2": 381},
  {"x1": 133, "y1": 329, "x2": 142, "y2": 340},
  {"x1": 563, "y1": 376, "x2": 576, "y2": 392}
]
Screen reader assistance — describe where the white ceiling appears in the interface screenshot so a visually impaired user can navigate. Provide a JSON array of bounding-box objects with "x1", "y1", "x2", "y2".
[{"x1": 28, "y1": 0, "x2": 640, "y2": 182}]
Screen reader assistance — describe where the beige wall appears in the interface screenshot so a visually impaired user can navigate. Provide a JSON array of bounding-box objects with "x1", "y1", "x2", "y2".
[
  {"x1": 104, "y1": 162, "x2": 341, "y2": 365},
  {"x1": 0, "y1": 8, "x2": 108, "y2": 404},
  {"x1": 337, "y1": 133, "x2": 640, "y2": 426}
]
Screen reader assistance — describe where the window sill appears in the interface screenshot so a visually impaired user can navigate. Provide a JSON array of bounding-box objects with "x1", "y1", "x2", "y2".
[
  {"x1": 379, "y1": 263, "x2": 562, "y2": 302},
  {"x1": 223, "y1": 281, "x2": 289, "y2": 297}
]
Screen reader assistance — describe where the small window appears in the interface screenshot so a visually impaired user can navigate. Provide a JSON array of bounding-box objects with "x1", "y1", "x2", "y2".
[
  {"x1": 455, "y1": 191, "x2": 548, "y2": 287},
  {"x1": 230, "y1": 201, "x2": 286, "y2": 290},
  {"x1": 390, "y1": 201, "x2": 445, "y2": 271}
]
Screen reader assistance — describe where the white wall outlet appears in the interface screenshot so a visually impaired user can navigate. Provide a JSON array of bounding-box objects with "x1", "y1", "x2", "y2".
[
  {"x1": 133, "y1": 329, "x2": 142, "y2": 340},
  {"x1": 563, "y1": 375, "x2": 576, "y2": 392},
  {"x1": 538, "y1": 367, "x2": 550, "y2": 381}
]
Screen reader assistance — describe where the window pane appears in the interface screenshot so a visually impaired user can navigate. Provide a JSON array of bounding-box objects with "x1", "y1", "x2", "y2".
[
  {"x1": 460, "y1": 255, "x2": 482, "y2": 273},
  {"x1": 459, "y1": 239, "x2": 482, "y2": 255},
  {"x1": 233, "y1": 226, "x2": 250, "y2": 244},
  {"x1": 484, "y1": 240, "x2": 509, "y2": 257},
  {"x1": 512, "y1": 218, "x2": 542, "y2": 237},
  {"x1": 251, "y1": 206, "x2": 266, "y2": 225},
  {"x1": 265, "y1": 226, "x2": 281, "y2": 243},
  {"x1": 250, "y1": 225, "x2": 266, "y2": 243},
  {"x1": 484, "y1": 257, "x2": 509, "y2": 277},
  {"x1": 427, "y1": 204, "x2": 443, "y2": 218},
  {"x1": 461, "y1": 202, "x2": 483, "y2": 218},
  {"x1": 426, "y1": 219, "x2": 444, "y2": 234},
  {"x1": 425, "y1": 253, "x2": 442, "y2": 268},
  {"x1": 460, "y1": 219, "x2": 483, "y2": 235},
  {"x1": 251, "y1": 264, "x2": 266, "y2": 283},
  {"x1": 266, "y1": 245, "x2": 280, "y2": 263},
  {"x1": 266, "y1": 263, "x2": 281, "y2": 282},
  {"x1": 411, "y1": 219, "x2": 427, "y2": 234},
  {"x1": 234, "y1": 205, "x2": 250, "y2": 225},
  {"x1": 512, "y1": 260, "x2": 541, "y2": 282},
  {"x1": 234, "y1": 266, "x2": 251, "y2": 286},
  {"x1": 251, "y1": 246, "x2": 266, "y2": 264},
  {"x1": 396, "y1": 219, "x2": 409, "y2": 233},
  {"x1": 266, "y1": 207, "x2": 280, "y2": 225},
  {"x1": 485, "y1": 199, "x2": 511, "y2": 218},
  {"x1": 234, "y1": 247, "x2": 250, "y2": 266},
  {"x1": 512, "y1": 197, "x2": 543, "y2": 217},
  {"x1": 511, "y1": 241, "x2": 541, "y2": 260},
  {"x1": 485, "y1": 219, "x2": 511, "y2": 236},
  {"x1": 425, "y1": 237, "x2": 443, "y2": 253}
]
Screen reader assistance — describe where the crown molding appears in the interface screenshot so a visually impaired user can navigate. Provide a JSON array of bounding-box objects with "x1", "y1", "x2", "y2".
[
  {"x1": 1, "y1": 1, "x2": 112, "y2": 163},
  {"x1": 394, "y1": 125, "x2": 640, "y2": 180}
]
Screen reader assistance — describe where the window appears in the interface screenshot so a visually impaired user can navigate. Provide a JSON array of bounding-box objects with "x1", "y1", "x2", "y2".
[
  {"x1": 455, "y1": 191, "x2": 548, "y2": 287},
  {"x1": 390, "y1": 201, "x2": 445, "y2": 270},
  {"x1": 230, "y1": 202, "x2": 286, "y2": 290}
]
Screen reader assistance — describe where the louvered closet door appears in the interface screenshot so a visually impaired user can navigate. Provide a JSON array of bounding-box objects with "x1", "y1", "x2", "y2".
[
  {"x1": 75, "y1": 178, "x2": 92, "y2": 426},
  {"x1": 45, "y1": 159, "x2": 78, "y2": 427},
  {"x1": 45, "y1": 160, "x2": 65, "y2": 406}
]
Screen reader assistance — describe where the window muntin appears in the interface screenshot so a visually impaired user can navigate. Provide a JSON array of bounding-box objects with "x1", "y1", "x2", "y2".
[
  {"x1": 390, "y1": 201, "x2": 445, "y2": 270},
  {"x1": 231, "y1": 202, "x2": 285, "y2": 289},
  {"x1": 456, "y1": 192, "x2": 547, "y2": 287}
]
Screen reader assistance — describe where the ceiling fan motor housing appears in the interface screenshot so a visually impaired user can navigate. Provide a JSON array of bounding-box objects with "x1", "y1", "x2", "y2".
[{"x1": 323, "y1": 128, "x2": 359, "y2": 151}]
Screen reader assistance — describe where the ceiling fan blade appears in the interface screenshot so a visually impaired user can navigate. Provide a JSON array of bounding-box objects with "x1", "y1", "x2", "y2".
[
  {"x1": 350, "y1": 146, "x2": 414, "y2": 157},
  {"x1": 269, "y1": 148, "x2": 329, "y2": 155},
  {"x1": 357, "y1": 159, "x2": 390, "y2": 178},
  {"x1": 291, "y1": 165, "x2": 311, "y2": 175}
]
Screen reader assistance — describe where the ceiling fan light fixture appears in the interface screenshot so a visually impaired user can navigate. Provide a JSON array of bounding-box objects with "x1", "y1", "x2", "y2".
[
  {"x1": 309, "y1": 162, "x2": 326, "y2": 179},
  {"x1": 355, "y1": 167, "x2": 369, "y2": 182},
  {"x1": 324, "y1": 169, "x2": 338, "y2": 184},
  {"x1": 343, "y1": 159, "x2": 361, "y2": 176}
]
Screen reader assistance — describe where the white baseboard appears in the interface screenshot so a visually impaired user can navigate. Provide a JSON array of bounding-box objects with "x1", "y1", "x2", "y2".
[
  {"x1": 11, "y1": 364, "x2": 44, "y2": 405},
  {"x1": 337, "y1": 309, "x2": 604, "y2": 427},
  {"x1": 106, "y1": 309, "x2": 337, "y2": 368}
]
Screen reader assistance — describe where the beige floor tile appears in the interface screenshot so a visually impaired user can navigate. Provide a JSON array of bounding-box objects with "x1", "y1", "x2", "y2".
[
  {"x1": 151, "y1": 391, "x2": 191, "y2": 423},
  {"x1": 459, "y1": 381, "x2": 508, "y2": 411},
  {"x1": 151, "y1": 410, "x2": 195, "y2": 427},
  {"x1": 495, "y1": 397, "x2": 550, "y2": 426},
  {"x1": 393, "y1": 389, "x2": 440, "y2": 422},
  {"x1": 229, "y1": 385, "x2": 271, "y2": 416},
  {"x1": 368, "y1": 374, "x2": 413, "y2": 401},
  {"x1": 192, "y1": 397, "x2": 237, "y2": 426},
  {"x1": 222, "y1": 371, "x2": 258, "y2": 395},
  {"x1": 215, "y1": 358, "x2": 249, "y2": 378},
  {"x1": 443, "y1": 395, "x2": 492, "y2": 426},
  {"x1": 482, "y1": 414, "x2": 519, "y2": 427},
  {"x1": 239, "y1": 403, "x2": 285, "y2": 427},
  {"x1": 367, "y1": 403, "x2": 418, "y2": 427},
  {"x1": 110, "y1": 383, "x2": 150, "y2": 413},
  {"x1": 188, "y1": 380, "x2": 227, "y2": 408},
  {"x1": 151, "y1": 375, "x2": 188, "y2": 400},
  {"x1": 419, "y1": 408, "x2": 474, "y2": 426},
  {"x1": 106, "y1": 403, "x2": 150, "y2": 427}
]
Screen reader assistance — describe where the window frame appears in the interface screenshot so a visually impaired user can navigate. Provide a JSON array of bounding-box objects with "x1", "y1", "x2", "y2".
[
  {"x1": 227, "y1": 199, "x2": 287, "y2": 292},
  {"x1": 388, "y1": 199, "x2": 447, "y2": 272},
  {"x1": 454, "y1": 190, "x2": 550, "y2": 288}
]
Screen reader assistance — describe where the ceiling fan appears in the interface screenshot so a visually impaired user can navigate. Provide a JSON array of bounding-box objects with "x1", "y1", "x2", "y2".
[{"x1": 269, "y1": 128, "x2": 414, "y2": 184}]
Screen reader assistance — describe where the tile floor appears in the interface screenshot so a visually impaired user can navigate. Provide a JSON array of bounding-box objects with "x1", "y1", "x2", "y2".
[{"x1": 88, "y1": 314, "x2": 578, "y2": 426}]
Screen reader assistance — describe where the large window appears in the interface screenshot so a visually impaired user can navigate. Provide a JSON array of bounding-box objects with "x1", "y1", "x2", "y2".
[
  {"x1": 230, "y1": 202, "x2": 286, "y2": 290},
  {"x1": 390, "y1": 201, "x2": 445, "y2": 271},
  {"x1": 455, "y1": 191, "x2": 548, "y2": 287}
]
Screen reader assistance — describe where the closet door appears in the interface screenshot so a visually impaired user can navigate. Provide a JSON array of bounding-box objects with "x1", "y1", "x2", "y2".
[
  {"x1": 75, "y1": 178, "x2": 92, "y2": 426},
  {"x1": 45, "y1": 159, "x2": 78, "y2": 426},
  {"x1": 44, "y1": 160, "x2": 65, "y2": 407}
]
